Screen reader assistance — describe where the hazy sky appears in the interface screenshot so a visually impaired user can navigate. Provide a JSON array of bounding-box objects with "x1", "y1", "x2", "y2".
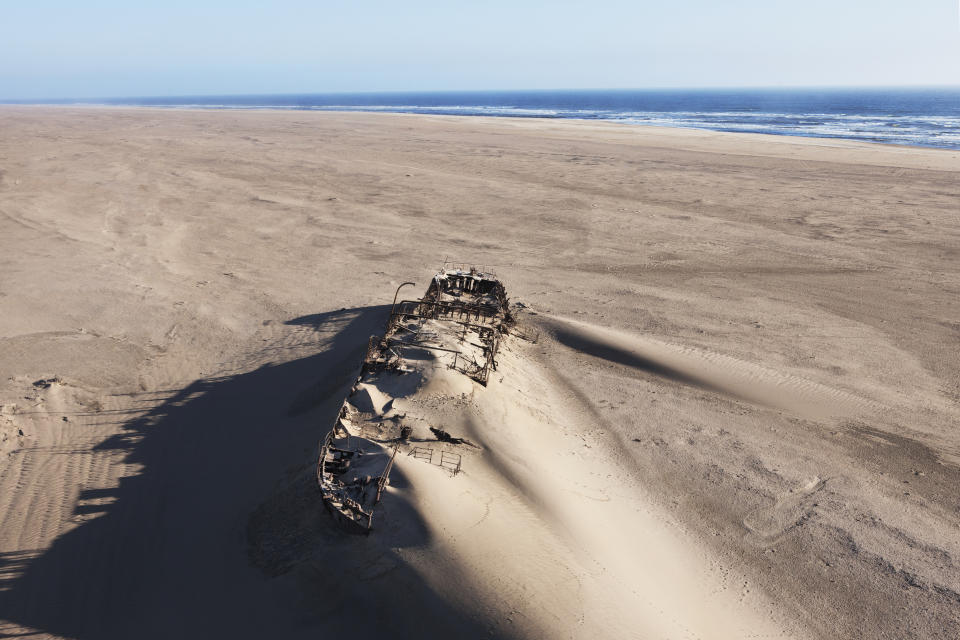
[{"x1": 2, "y1": 0, "x2": 959, "y2": 99}]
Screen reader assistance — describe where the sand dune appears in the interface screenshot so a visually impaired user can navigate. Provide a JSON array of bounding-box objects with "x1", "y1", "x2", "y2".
[
  {"x1": 541, "y1": 315, "x2": 871, "y2": 418},
  {"x1": 304, "y1": 289, "x2": 806, "y2": 638},
  {"x1": 0, "y1": 107, "x2": 958, "y2": 639}
]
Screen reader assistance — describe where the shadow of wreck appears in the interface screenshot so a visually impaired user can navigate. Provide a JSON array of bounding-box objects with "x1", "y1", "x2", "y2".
[{"x1": 0, "y1": 305, "x2": 510, "y2": 640}]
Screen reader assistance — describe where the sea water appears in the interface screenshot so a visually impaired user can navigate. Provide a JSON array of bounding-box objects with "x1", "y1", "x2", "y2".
[{"x1": 17, "y1": 88, "x2": 960, "y2": 150}]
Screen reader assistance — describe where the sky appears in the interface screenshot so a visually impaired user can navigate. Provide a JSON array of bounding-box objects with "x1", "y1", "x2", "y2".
[{"x1": 1, "y1": 0, "x2": 959, "y2": 99}]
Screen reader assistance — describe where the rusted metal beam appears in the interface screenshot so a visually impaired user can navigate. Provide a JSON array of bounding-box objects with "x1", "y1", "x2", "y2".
[{"x1": 375, "y1": 442, "x2": 401, "y2": 504}]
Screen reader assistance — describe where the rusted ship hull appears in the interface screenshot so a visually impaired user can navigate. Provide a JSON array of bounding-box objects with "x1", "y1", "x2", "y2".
[{"x1": 316, "y1": 265, "x2": 512, "y2": 533}]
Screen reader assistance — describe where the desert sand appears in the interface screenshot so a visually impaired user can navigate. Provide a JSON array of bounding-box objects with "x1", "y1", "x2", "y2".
[{"x1": 0, "y1": 106, "x2": 958, "y2": 639}]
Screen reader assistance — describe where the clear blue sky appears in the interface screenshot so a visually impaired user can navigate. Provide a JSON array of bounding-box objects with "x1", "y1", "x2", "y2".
[{"x1": 2, "y1": 0, "x2": 959, "y2": 99}]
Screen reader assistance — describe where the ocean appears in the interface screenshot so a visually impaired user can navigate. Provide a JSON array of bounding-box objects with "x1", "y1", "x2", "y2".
[{"x1": 21, "y1": 88, "x2": 960, "y2": 150}]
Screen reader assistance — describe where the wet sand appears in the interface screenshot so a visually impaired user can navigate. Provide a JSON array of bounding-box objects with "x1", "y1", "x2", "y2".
[{"x1": 0, "y1": 106, "x2": 958, "y2": 639}]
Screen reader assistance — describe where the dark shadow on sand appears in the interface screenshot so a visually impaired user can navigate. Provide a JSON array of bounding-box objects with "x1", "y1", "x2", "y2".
[
  {"x1": 548, "y1": 323, "x2": 712, "y2": 390},
  {"x1": 0, "y1": 305, "x2": 513, "y2": 640},
  {"x1": 544, "y1": 319, "x2": 762, "y2": 408}
]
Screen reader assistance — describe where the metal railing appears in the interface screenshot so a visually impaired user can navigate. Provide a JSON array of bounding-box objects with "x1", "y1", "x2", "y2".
[
  {"x1": 390, "y1": 299, "x2": 502, "y2": 327},
  {"x1": 441, "y1": 261, "x2": 497, "y2": 276},
  {"x1": 407, "y1": 446, "x2": 462, "y2": 475}
]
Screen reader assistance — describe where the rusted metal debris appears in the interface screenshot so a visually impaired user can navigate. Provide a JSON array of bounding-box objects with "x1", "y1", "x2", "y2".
[
  {"x1": 429, "y1": 426, "x2": 474, "y2": 446},
  {"x1": 316, "y1": 264, "x2": 513, "y2": 533}
]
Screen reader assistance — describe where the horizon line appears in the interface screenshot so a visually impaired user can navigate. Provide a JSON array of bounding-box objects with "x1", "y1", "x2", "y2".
[{"x1": 3, "y1": 83, "x2": 960, "y2": 104}]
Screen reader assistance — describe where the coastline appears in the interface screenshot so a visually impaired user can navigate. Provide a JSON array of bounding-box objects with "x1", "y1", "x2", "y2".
[
  {"x1": 5, "y1": 102, "x2": 960, "y2": 157},
  {"x1": 0, "y1": 106, "x2": 958, "y2": 639}
]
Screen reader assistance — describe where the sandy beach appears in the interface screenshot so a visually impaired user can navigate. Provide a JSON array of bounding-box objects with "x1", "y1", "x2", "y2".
[{"x1": 0, "y1": 106, "x2": 958, "y2": 639}]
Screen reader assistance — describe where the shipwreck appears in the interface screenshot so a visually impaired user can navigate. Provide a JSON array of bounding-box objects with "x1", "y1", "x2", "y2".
[{"x1": 316, "y1": 264, "x2": 513, "y2": 533}]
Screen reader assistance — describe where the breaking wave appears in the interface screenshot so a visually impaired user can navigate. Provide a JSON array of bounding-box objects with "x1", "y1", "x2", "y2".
[{"x1": 24, "y1": 88, "x2": 960, "y2": 150}]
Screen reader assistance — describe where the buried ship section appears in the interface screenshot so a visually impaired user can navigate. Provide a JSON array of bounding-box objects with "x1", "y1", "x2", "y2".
[{"x1": 316, "y1": 267, "x2": 513, "y2": 533}]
